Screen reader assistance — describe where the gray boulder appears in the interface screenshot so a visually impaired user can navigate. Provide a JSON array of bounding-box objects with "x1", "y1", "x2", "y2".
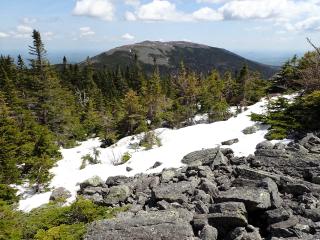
[
  {"x1": 235, "y1": 166, "x2": 281, "y2": 183},
  {"x1": 153, "y1": 181, "x2": 197, "y2": 203},
  {"x1": 181, "y1": 148, "x2": 221, "y2": 166},
  {"x1": 199, "y1": 179, "x2": 219, "y2": 197},
  {"x1": 104, "y1": 185, "x2": 131, "y2": 205},
  {"x1": 83, "y1": 193, "x2": 104, "y2": 205},
  {"x1": 161, "y1": 169, "x2": 176, "y2": 183},
  {"x1": 208, "y1": 202, "x2": 248, "y2": 228},
  {"x1": 221, "y1": 138, "x2": 239, "y2": 146},
  {"x1": 268, "y1": 217, "x2": 299, "y2": 238},
  {"x1": 242, "y1": 125, "x2": 259, "y2": 135},
  {"x1": 85, "y1": 210, "x2": 196, "y2": 240},
  {"x1": 49, "y1": 187, "x2": 71, "y2": 201},
  {"x1": 299, "y1": 133, "x2": 320, "y2": 153},
  {"x1": 211, "y1": 150, "x2": 229, "y2": 169},
  {"x1": 256, "y1": 141, "x2": 274, "y2": 150},
  {"x1": 214, "y1": 187, "x2": 272, "y2": 211},
  {"x1": 200, "y1": 225, "x2": 218, "y2": 240},
  {"x1": 303, "y1": 208, "x2": 320, "y2": 222},
  {"x1": 228, "y1": 226, "x2": 262, "y2": 240},
  {"x1": 265, "y1": 208, "x2": 291, "y2": 224},
  {"x1": 80, "y1": 176, "x2": 105, "y2": 188},
  {"x1": 150, "y1": 161, "x2": 162, "y2": 169},
  {"x1": 105, "y1": 175, "x2": 131, "y2": 187}
]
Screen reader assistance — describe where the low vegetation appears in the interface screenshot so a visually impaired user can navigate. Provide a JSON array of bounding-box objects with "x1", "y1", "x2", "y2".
[
  {"x1": 252, "y1": 39, "x2": 320, "y2": 139},
  {"x1": 0, "y1": 198, "x2": 128, "y2": 240},
  {"x1": 120, "y1": 152, "x2": 132, "y2": 164}
]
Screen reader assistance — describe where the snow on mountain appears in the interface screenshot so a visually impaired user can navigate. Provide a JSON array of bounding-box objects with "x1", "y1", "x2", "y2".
[{"x1": 18, "y1": 95, "x2": 294, "y2": 212}]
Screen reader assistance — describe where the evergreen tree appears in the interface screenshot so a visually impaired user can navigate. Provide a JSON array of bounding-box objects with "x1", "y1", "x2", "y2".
[
  {"x1": 0, "y1": 93, "x2": 22, "y2": 185},
  {"x1": 119, "y1": 89, "x2": 147, "y2": 136},
  {"x1": 200, "y1": 70, "x2": 229, "y2": 122},
  {"x1": 17, "y1": 54, "x2": 26, "y2": 71},
  {"x1": 143, "y1": 60, "x2": 171, "y2": 127},
  {"x1": 172, "y1": 62, "x2": 199, "y2": 126},
  {"x1": 28, "y1": 30, "x2": 47, "y2": 78},
  {"x1": 223, "y1": 71, "x2": 239, "y2": 105}
]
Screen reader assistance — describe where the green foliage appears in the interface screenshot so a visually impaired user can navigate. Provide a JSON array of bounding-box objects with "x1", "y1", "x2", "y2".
[
  {"x1": 200, "y1": 70, "x2": 230, "y2": 122},
  {"x1": 21, "y1": 198, "x2": 128, "y2": 239},
  {"x1": 252, "y1": 91, "x2": 320, "y2": 139},
  {"x1": 80, "y1": 149, "x2": 101, "y2": 169},
  {"x1": 171, "y1": 63, "x2": 200, "y2": 126},
  {"x1": 139, "y1": 131, "x2": 161, "y2": 150},
  {"x1": 0, "y1": 201, "x2": 22, "y2": 240},
  {"x1": 34, "y1": 223, "x2": 86, "y2": 240},
  {"x1": 118, "y1": 89, "x2": 147, "y2": 136},
  {"x1": 121, "y1": 152, "x2": 132, "y2": 164},
  {"x1": 0, "y1": 184, "x2": 18, "y2": 204}
]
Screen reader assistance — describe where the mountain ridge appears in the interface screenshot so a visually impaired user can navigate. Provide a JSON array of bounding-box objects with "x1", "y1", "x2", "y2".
[{"x1": 83, "y1": 41, "x2": 279, "y2": 78}]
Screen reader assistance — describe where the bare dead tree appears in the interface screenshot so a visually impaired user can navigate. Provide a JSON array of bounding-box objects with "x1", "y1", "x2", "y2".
[
  {"x1": 298, "y1": 38, "x2": 320, "y2": 93},
  {"x1": 307, "y1": 38, "x2": 320, "y2": 57},
  {"x1": 75, "y1": 88, "x2": 90, "y2": 108}
]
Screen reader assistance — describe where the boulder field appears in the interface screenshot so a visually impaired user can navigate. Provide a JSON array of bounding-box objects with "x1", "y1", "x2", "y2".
[{"x1": 69, "y1": 133, "x2": 320, "y2": 239}]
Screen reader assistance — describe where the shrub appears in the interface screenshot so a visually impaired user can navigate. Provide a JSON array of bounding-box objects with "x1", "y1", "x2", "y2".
[
  {"x1": 121, "y1": 152, "x2": 131, "y2": 164},
  {"x1": 0, "y1": 201, "x2": 22, "y2": 240},
  {"x1": 0, "y1": 184, "x2": 18, "y2": 204},
  {"x1": 80, "y1": 149, "x2": 101, "y2": 169},
  {"x1": 34, "y1": 223, "x2": 86, "y2": 240},
  {"x1": 139, "y1": 131, "x2": 161, "y2": 150},
  {"x1": 251, "y1": 91, "x2": 320, "y2": 139},
  {"x1": 20, "y1": 198, "x2": 128, "y2": 239}
]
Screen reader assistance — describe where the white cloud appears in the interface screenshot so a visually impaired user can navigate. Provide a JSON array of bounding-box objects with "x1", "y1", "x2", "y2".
[
  {"x1": 293, "y1": 17, "x2": 320, "y2": 32},
  {"x1": 121, "y1": 33, "x2": 135, "y2": 40},
  {"x1": 16, "y1": 25, "x2": 33, "y2": 34},
  {"x1": 217, "y1": 0, "x2": 320, "y2": 32},
  {"x1": 124, "y1": 0, "x2": 140, "y2": 7},
  {"x1": 196, "y1": 0, "x2": 229, "y2": 3},
  {"x1": 43, "y1": 31, "x2": 55, "y2": 40},
  {"x1": 125, "y1": 11, "x2": 137, "y2": 21},
  {"x1": 73, "y1": 0, "x2": 114, "y2": 21},
  {"x1": 0, "y1": 32, "x2": 9, "y2": 38},
  {"x1": 79, "y1": 26, "x2": 95, "y2": 37},
  {"x1": 131, "y1": 0, "x2": 192, "y2": 21},
  {"x1": 220, "y1": 0, "x2": 285, "y2": 20},
  {"x1": 21, "y1": 17, "x2": 37, "y2": 24},
  {"x1": 192, "y1": 7, "x2": 223, "y2": 21},
  {"x1": 8, "y1": 25, "x2": 33, "y2": 38}
]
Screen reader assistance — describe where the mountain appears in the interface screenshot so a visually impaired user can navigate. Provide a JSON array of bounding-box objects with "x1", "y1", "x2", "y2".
[{"x1": 84, "y1": 41, "x2": 279, "y2": 78}]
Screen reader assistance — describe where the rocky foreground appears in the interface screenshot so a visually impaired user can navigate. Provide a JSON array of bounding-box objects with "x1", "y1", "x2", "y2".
[{"x1": 69, "y1": 133, "x2": 320, "y2": 239}]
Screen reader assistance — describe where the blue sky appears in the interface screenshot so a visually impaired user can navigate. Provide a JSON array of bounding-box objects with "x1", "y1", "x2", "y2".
[{"x1": 1, "y1": 0, "x2": 320, "y2": 62}]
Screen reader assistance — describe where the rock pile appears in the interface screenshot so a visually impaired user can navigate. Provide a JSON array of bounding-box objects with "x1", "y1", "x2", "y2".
[{"x1": 79, "y1": 133, "x2": 320, "y2": 240}]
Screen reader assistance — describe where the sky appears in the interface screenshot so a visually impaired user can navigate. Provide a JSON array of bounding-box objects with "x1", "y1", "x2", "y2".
[{"x1": 1, "y1": 0, "x2": 320, "y2": 63}]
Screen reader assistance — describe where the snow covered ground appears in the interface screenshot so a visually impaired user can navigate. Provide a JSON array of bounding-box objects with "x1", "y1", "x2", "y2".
[{"x1": 18, "y1": 95, "x2": 294, "y2": 212}]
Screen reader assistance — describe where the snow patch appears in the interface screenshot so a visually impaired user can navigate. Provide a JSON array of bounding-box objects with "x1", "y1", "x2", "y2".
[{"x1": 18, "y1": 95, "x2": 295, "y2": 212}]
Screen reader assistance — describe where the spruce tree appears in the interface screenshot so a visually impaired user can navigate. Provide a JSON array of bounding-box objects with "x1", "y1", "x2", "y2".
[
  {"x1": 172, "y1": 62, "x2": 199, "y2": 126},
  {"x1": 28, "y1": 30, "x2": 47, "y2": 78},
  {"x1": 119, "y1": 89, "x2": 147, "y2": 136},
  {"x1": 143, "y1": 59, "x2": 171, "y2": 127},
  {"x1": 0, "y1": 93, "x2": 21, "y2": 185},
  {"x1": 200, "y1": 70, "x2": 229, "y2": 122}
]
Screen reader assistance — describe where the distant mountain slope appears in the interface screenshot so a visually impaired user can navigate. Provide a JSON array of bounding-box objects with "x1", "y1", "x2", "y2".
[{"x1": 84, "y1": 41, "x2": 279, "y2": 78}]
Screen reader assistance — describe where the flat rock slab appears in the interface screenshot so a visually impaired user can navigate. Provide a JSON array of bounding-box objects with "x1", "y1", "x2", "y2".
[
  {"x1": 181, "y1": 148, "x2": 220, "y2": 165},
  {"x1": 85, "y1": 210, "x2": 195, "y2": 240},
  {"x1": 214, "y1": 187, "x2": 271, "y2": 211},
  {"x1": 208, "y1": 202, "x2": 248, "y2": 228},
  {"x1": 153, "y1": 181, "x2": 197, "y2": 203}
]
